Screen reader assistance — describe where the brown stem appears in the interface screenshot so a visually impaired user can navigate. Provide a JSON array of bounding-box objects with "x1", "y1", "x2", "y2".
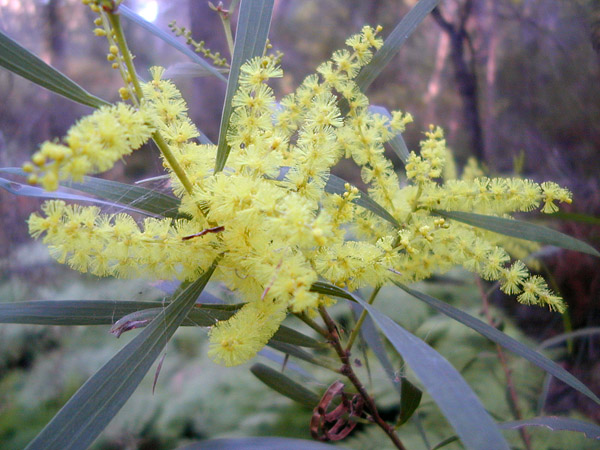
[
  {"x1": 476, "y1": 278, "x2": 532, "y2": 450},
  {"x1": 318, "y1": 306, "x2": 407, "y2": 450}
]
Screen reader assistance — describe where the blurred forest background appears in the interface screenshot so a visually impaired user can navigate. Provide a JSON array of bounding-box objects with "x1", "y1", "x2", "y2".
[{"x1": 1, "y1": 0, "x2": 600, "y2": 448}]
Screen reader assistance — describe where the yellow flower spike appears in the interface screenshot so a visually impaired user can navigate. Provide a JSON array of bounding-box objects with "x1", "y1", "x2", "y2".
[
  {"x1": 26, "y1": 25, "x2": 575, "y2": 370},
  {"x1": 208, "y1": 300, "x2": 287, "y2": 366},
  {"x1": 25, "y1": 103, "x2": 155, "y2": 191}
]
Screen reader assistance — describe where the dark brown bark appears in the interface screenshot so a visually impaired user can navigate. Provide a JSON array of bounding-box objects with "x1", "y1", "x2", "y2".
[
  {"x1": 590, "y1": 0, "x2": 600, "y2": 64},
  {"x1": 431, "y1": 1, "x2": 485, "y2": 162}
]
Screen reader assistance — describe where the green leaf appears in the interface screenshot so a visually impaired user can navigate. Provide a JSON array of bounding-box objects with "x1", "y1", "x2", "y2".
[
  {"x1": 271, "y1": 326, "x2": 323, "y2": 348},
  {"x1": 355, "y1": 0, "x2": 441, "y2": 91},
  {"x1": 0, "y1": 29, "x2": 108, "y2": 108},
  {"x1": 0, "y1": 168, "x2": 186, "y2": 220},
  {"x1": 0, "y1": 300, "x2": 168, "y2": 326},
  {"x1": 24, "y1": 264, "x2": 217, "y2": 450},
  {"x1": 395, "y1": 282, "x2": 600, "y2": 406},
  {"x1": 67, "y1": 176, "x2": 186, "y2": 220},
  {"x1": 325, "y1": 174, "x2": 400, "y2": 227},
  {"x1": 267, "y1": 341, "x2": 335, "y2": 370},
  {"x1": 250, "y1": 363, "x2": 320, "y2": 408},
  {"x1": 369, "y1": 105, "x2": 410, "y2": 163},
  {"x1": 118, "y1": 6, "x2": 227, "y2": 83},
  {"x1": 397, "y1": 378, "x2": 422, "y2": 426},
  {"x1": 214, "y1": 0, "x2": 275, "y2": 172},
  {"x1": 163, "y1": 62, "x2": 228, "y2": 79},
  {"x1": 0, "y1": 300, "x2": 321, "y2": 349},
  {"x1": 179, "y1": 437, "x2": 346, "y2": 450},
  {"x1": 550, "y1": 211, "x2": 600, "y2": 226},
  {"x1": 431, "y1": 436, "x2": 460, "y2": 450},
  {"x1": 0, "y1": 176, "x2": 142, "y2": 213},
  {"x1": 436, "y1": 210, "x2": 600, "y2": 257},
  {"x1": 498, "y1": 417, "x2": 600, "y2": 439},
  {"x1": 434, "y1": 417, "x2": 600, "y2": 449},
  {"x1": 351, "y1": 293, "x2": 510, "y2": 450},
  {"x1": 310, "y1": 281, "x2": 356, "y2": 302},
  {"x1": 359, "y1": 312, "x2": 402, "y2": 394},
  {"x1": 538, "y1": 327, "x2": 600, "y2": 350}
]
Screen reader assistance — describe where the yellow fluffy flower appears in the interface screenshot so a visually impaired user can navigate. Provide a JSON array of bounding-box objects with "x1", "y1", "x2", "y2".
[{"x1": 27, "y1": 24, "x2": 573, "y2": 365}]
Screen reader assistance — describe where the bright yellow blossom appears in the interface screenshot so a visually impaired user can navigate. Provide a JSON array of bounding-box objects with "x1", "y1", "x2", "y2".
[{"x1": 26, "y1": 25, "x2": 573, "y2": 365}]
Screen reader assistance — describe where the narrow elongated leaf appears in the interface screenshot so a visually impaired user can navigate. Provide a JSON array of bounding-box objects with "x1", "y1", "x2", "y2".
[
  {"x1": 25, "y1": 264, "x2": 217, "y2": 450},
  {"x1": 498, "y1": 417, "x2": 600, "y2": 439},
  {"x1": 397, "y1": 378, "x2": 423, "y2": 426},
  {"x1": 369, "y1": 105, "x2": 410, "y2": 163},
  {"x1": 214, "y1": 0, "x2": 275, "y2": 172},
  {"x1": 395, "y1": 282, "x2": 600, "y2": 405},
  {"x1": 359, "y1": 311, "x2": 402, "y2": 394},
  {"x1": 0, "y1": 177, "x2": 142, "y2": 212},
  {"x1": 271, "y1": 326, "x2": 323, "y2": 348},
  {"x1": 550, "y1": 211, "x2": 600, "y2": 226},
  {"x1": 0, "y1": 300, "x2": 321, "y2": 348},
  {"x1": 310, "y1": 281, "x2": 356, "y2": 302},
  {"x1": 435, "y1": 417, "x2": 600, "y2": 449},
  {"x1": 179, "y1": 437, "x2": 346, "y2": 450},
  {"x1": 0, "y1": 300, "x2": 168, "y2": 326},
  {"x1": 163, "y1": 62, "x2": 228, "y2": 79},
  {"x1": 388, "y1": 133, "x2": 411, "y2": 164},
  {"x1": 355, "y1": 0, "x2": 441, "y2": 91},
  {"x1": 0, "y1": 29, "x2": 108, "y2": 108},
  {"x1": 67, "y1": 176, "x2": 185, "y2": 219},
  {"x1": 538, "y1": 327, "x2": 600, "y2": 350},
  {"x1": 325, "y1": 174, "x2": 400, "y2": 227},
  {"x1": 267, "y1": 341, "x2": 336, "y2": 370},
  {"x1": 436, "y1": 210, "x2": 600, "y2": 257},
  {"x1": 432, "y1": 436, "x2": 460, "y2": 450},
  {"x1": 258, "y1": 347, "x2": 314, "y2": 379},
  {"x1": 0, "y1": 167, "x2": 185, "y2": 220},
  {"x1": 119, "y1": 6, "x2": 227, "y2": 82},
  {"x1": 250, "y1": 363, "x2": 320, "y2": 408},
  {"x1": 351, "y1": 294, "x2": 510, "y2": 450}
]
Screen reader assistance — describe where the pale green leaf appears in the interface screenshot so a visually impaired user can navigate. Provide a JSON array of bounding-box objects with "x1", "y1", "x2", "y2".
[
  {"x1": 24, "y1": 264, "x2": 217, "y2": 450},
  {"x1": 0, "y1": 167, "x2": 186, "y2": 220},
  {"x1": 214, "y1": 0, "x2": 275, "y2": 172},
  {"x1": 119, "y1": 6, "x2": 227, "y2": 83},
  {"x1": 395, "y1": 282, "x2": 600, "y2": 405},
  {"x1": 163, "y1": 62, "x2": 228, "y2": 79},
  {"x1": 0, "y1": 300, "x2": 321, "y2": 348},
  {"x1": 356, "y1": 0, "x2": 441, "y2": 91},
  {"x1": 499, "y1": 417, "x2": 600, "y2": 439},
  {"x1": 0, "y1": 29, "x2": 108, "y2": 108},
  {"x1": 437, "y1": 210, "x2": 600, "y2": 257},
  {"x1": 250, "y1": 363, "x2": 320, "y2": 407},
  {"x1": 325, "y1": 174, "x2": 400, "y2": 227},
  {"x1": 310, "y1": 281, "x2": 356, "y2": 302},
  {"x1": 352, "y1": 293, "x2": 510, "y2": 450}
]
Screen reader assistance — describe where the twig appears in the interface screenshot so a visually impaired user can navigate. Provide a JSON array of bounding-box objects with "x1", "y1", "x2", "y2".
[
  {"x1": 319, "y1": 306, "x2": 407, "y2": 450},
  {"x1": 345, "y1": 285, "x2": 381, "y2": 352}
]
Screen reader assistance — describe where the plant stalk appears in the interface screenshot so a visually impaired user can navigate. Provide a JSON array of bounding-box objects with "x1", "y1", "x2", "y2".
[
  {"x1": 319, "y1": 306, "x2": 407, "y2": 450},
  {"x1": 107, "y1": 11, "x2": 196, "y2": 198},
  {"x1": 345, "y1": 285, "x2": 381, "y2": 352}
]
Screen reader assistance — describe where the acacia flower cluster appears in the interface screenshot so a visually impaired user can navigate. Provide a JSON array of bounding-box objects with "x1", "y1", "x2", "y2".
[{"x1": 25, "y1": 25, "x2": 572, "y2": 366}]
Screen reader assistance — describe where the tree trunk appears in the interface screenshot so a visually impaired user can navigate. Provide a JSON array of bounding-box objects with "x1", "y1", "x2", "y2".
[{"x1": 431, "y1": 2, "x2": 485, "y2": 162}]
